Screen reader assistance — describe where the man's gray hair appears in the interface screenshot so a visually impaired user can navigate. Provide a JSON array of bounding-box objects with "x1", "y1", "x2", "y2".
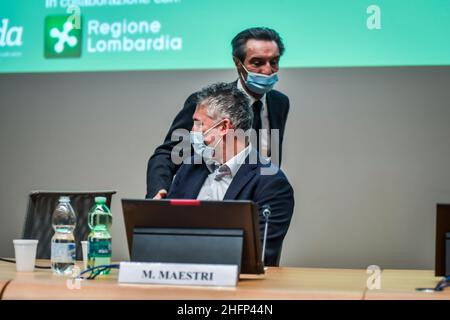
[{"x1": 196, "y1": 82, "x2": 252, "y2": 131}]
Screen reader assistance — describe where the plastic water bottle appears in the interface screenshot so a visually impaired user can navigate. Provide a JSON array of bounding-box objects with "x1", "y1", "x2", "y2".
[
  {"x1": 51, "y1": 196, "x2": 77, "y2": 275},
  {"x1": 87, "y1": 197, "x2": 112, "y2": 275}
]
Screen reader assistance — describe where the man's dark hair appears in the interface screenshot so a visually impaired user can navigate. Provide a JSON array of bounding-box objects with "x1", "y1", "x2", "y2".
[
  {"x1": 196, "y1": 82, "x2": 252, "y2": 131},
  {"x1": 231, "y1": 27, "x2": 285, "y2": 63}
]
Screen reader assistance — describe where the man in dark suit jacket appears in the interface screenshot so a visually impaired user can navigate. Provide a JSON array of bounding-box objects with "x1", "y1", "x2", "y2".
[
  {"x1": 166, "y1": 83, "x2": 294, "y2": 266},
  {"x1": 147, "y1": 27, "x2": 290, "y2": 199}
]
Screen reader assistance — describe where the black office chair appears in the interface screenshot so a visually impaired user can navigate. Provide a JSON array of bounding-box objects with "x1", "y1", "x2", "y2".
[
  {"x1": 274, "y1": 245, "x2": 283, "y2": 267},
  {"x1": 22, "y1": 191, "x2": 116, "y2": 260}
]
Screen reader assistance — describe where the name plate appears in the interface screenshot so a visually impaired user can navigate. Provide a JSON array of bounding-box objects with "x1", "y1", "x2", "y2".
[{"x1": 118, "y1": 262, "x2": 238, "y2": 287}]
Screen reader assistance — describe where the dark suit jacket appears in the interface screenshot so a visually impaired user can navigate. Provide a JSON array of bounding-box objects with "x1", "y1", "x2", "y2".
[
  {"x1": 146, "y1": 81, "x2": 290, "y2": 198},
  {"x1": 166, "y1": 152, "x2": 294, "y2": 266}
]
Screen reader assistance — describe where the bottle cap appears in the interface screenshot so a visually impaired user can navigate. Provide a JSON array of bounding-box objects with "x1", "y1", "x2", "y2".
[
  {"x1": 59, "y1": 196, "x2": 70, "y2": 203},
  {"x1": 95, "y1": 196, "x2": 107, "y2": 204}
]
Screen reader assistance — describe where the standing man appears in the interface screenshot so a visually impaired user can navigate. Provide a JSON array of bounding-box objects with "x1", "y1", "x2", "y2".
[{"x1": 146, "y1": 27, "x2": 290, "y2": 199}]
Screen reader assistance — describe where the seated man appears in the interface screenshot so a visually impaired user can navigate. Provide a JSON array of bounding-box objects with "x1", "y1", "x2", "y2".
[{"x1": 167, "y1": 82, "x2": 294, "y2": 266}]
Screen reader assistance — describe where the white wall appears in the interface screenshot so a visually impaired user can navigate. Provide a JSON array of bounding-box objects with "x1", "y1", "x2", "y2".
[{"x1": 1, "y1": 66, "x2": 449, "y2": 269}]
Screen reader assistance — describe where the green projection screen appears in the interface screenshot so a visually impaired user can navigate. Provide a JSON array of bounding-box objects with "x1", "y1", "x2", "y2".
[{"x1": 1, "y1": 0, "x2": 450, "y2": 73}]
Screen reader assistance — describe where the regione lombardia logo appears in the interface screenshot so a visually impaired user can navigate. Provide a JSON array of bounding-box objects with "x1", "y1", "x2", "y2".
[{"x1": 44, "y1": 15, "x2": 82, "y2": 58}]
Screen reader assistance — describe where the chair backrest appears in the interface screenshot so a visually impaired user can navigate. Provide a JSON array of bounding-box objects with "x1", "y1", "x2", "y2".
[
  {"x1": 22, "y1": 191, "x2": 116, "y2": 260},
  {"x1": 274, "y1": 244, "x2": 282, "y2": 267}
]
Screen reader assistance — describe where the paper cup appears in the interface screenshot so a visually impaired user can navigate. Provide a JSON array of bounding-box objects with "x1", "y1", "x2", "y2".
[
  {"x1": 13, "y1": 239, "x2": 38, "y2": 272},
  {"x1": 81, "y1": 241, "x2": 88, "y2": 270}
]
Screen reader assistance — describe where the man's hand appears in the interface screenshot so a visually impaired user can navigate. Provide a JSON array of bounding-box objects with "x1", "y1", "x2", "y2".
[{"x1": 153, "y1": 189, "x2": 168, "y2": 200}]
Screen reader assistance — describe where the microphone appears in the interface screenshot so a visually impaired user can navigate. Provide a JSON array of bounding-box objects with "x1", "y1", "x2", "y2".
[{"x1": 260, "y1": 204, "x2": 271, "y2": 266}]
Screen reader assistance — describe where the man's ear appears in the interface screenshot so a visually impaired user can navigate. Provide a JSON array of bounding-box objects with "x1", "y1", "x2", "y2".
[
  {"x1": 232, "y1": 56, "x2": 241, "y2": 68},
  {"x1": 220, "y1": 118, "x2": 233, "y2": 135},
  {"x1": 234, "y1": 57, "x2": 247, "y2": 81}
]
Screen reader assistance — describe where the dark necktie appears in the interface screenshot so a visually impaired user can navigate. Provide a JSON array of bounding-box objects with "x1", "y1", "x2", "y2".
[{"x1": 252, "y1": 100, "x2": 263, "y2": 149}]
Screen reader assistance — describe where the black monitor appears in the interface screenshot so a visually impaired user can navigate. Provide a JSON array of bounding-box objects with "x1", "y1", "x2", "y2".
[
  {"x1": 435, "y1": 204, "x2": 450, "y2": 277},
  {"x1": 121, "y1": 199, "x2": 264, "y2": 275}
]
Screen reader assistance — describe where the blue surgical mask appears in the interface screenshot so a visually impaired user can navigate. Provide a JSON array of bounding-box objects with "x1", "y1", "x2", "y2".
[
  {"x1": 240, "y1": 63, "x2": 279, "y2": 95},
  {"x1": 190, "y1": 120, "x2": 224, "y2": 163}
]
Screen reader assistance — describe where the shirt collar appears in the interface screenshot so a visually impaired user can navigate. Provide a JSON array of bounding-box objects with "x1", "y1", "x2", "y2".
[
  {"x1": 222, "y1": 144, "x2": 252, "y2": 178},
  {"x1": 207, "y1": 144, "x2": 252, "y2": 177}
]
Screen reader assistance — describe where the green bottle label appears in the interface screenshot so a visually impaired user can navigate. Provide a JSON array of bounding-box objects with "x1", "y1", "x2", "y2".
[{"x1": 88, "y1": 238, "x2": 111, "y2": 258}]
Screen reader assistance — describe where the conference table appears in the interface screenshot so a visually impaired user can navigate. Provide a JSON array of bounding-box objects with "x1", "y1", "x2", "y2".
[{"x1": 0, "y1": 260, "x2": 448, "y2": 300}]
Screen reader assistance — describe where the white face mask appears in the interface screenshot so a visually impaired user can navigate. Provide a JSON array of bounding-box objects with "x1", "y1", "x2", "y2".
[{"x1": 190, "y1": 120, "x2": 224, "y2": 164}]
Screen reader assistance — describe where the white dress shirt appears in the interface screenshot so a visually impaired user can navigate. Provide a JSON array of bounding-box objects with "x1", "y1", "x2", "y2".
[
  {"x1": 197, "y1": 144, "x2": 252, "y2": 201},
  {"x1": 237, "y1": 79, "x2": 271, "y2": 157}
]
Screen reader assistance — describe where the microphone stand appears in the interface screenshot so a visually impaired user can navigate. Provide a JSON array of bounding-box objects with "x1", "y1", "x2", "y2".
[{"x1": 261, "y1": 205, "x2": 271, "y2": 266}]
